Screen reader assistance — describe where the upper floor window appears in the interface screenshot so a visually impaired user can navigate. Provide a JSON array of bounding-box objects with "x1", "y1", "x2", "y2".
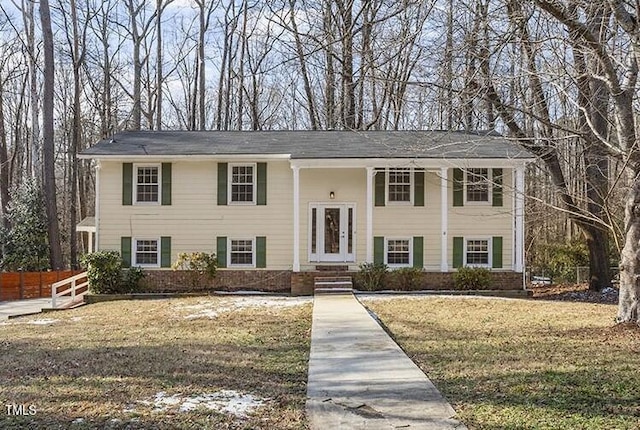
[
  {"x1": 387, "y1": 168, "x2": 411, "y2": 203},
  {"x1": 230, "y1": 164, "x2": 255, "y2": 204},
  {"x1": 466, "y1": 168, "x2": 489, "y2": 203},
  {"x1": 135, "y1": 165, "x2": 160, "y2": 203}
]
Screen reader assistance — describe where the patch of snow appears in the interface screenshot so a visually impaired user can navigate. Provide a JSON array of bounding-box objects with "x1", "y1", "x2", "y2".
[
  {"x1": 177, "y1": 296, "x2": 311, "y2": 320},
  {"x1": 28, "y1": 318, "x2": 60, "y2": 325},
  {"x1": 0, "y1": 318, "x2": 60, "y2": 326},
  {"x1": 232, "y1": 296, "x2": 312, "y2": 310},
  {"x1": 71, "y1": 418, "x2": 84, "y2": 424},
  {"x1": 128, "y1": 390, "x2": 267, "y2": 418}
]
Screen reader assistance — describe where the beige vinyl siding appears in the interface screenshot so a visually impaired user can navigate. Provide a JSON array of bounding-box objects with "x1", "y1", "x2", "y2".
[
  {"x1": 98, "y1": 162, "x2": 518, "y2": 271},
  {"x1": 448, "y1": 168, "x2": 514, "y2": 269},
  {"x1": 373, "y1": 171, "x2": 441, "y2": 270},
  {"x1": 98, "y1": 160, "x2": 293, "y2": 269}
]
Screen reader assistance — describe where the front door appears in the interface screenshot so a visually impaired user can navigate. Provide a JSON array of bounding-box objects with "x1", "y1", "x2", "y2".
[{"x1": 310, "y1": 204, "x2": 355, "y2": 262}]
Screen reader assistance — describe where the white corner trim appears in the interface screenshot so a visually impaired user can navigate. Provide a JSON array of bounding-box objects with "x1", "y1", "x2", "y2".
[
  {"x1": 292, "y1": 166, "x2": 300, "y2": 272},
  {"x1": 514, "y1": 166, "x2": 525, "y2": 272},
  {"x1": 95, "y1": 161, "x2": 101, "y2": 252}
]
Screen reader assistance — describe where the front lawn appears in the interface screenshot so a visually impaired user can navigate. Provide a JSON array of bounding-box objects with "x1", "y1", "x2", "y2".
[
  {"x1": 0, "y1": 296, "x2": 312, "y2": 429},
  {"x1": 363, "y1": 296, "x2": 640, "y2": 430}
]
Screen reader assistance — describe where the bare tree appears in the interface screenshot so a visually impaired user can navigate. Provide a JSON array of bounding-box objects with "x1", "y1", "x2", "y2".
[{"x1": 40, "y1": 0, "x2": 63, "y2": 269}]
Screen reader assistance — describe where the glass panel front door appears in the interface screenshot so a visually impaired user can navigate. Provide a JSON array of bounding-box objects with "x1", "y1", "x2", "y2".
[
  {"x1": 310, "y1": 204, "x2": 355, "y2": 262},
  {"x1": 324, "y1": 208, "x2": 341, "y2": 254}
]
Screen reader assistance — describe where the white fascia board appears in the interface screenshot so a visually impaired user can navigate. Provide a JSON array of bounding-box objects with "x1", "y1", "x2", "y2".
[
  {"x1": 77, "y1": 153, "x2": 292, "y2": 161},
  {"x1": 289, "y1": 157, "x2": 535, "y2": 169}
]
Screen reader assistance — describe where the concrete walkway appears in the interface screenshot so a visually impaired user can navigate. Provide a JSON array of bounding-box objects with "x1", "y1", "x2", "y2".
[
  {"x1": 0, "y1": 298, "x2": 58, "y2": 320},
  {"x1": 306, "y1": 293, "x2": 466, "y2": 430}
]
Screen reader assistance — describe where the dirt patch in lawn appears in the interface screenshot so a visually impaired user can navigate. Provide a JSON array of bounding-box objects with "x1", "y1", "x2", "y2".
[
  {"x1": 363, "y1": 296, "x2": 640, "y2": 430},
  {"x1": 529, "y1": 283, "x2": 619, "y2": 304},
  {"x1": 0, "y1": 296, "x2": 312, "y2": 429}
]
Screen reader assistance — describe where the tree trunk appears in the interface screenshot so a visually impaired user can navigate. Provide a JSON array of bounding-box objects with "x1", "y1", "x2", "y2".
[
  {"x1": 40, "y1": 0, "x2": 64, "y2": 269},
  {"x1": 0, "y1": 77, "x2": 10, "y2": 231},
  {"x1": 156, "y1": 0, "x2": 163, "y2": 130},
  {"x1": 289, "y1": 0, "x2": 318, "y2": 130},
  {"x1": 617, "y1": 171, "x2": 640, "y2": 323}
]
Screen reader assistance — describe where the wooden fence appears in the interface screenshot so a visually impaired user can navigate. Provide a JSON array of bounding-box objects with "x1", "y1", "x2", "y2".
[{"x1": 0, "y1": 270, "x2": 83, "y2": 301}]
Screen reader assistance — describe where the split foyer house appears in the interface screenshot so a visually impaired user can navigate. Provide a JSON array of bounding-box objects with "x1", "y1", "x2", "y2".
[{"x1": 79, "y1": 130, "x2": 533, "y2": 293}]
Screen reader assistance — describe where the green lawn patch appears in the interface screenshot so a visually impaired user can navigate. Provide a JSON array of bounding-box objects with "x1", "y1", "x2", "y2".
[
  {"x1": 363, "y1": 296, "x2": 640, "y2": 430},
  {"x1": 0, "y1": 297, "x2": 312, "y2": 429}
]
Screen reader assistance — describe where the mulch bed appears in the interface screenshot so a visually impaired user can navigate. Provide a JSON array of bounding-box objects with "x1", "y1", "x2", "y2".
[{"x1": 529, "y1": 282, "x2": 619, "y2": 304}]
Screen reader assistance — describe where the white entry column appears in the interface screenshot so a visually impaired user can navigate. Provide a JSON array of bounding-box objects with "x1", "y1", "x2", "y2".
[
  {"x1": 514, "y1": 165, "x2": 525, "y2": 272},
  {"x1": 293, "y1": 166, "x2": 301, "y2": 272},
  {"x1": 440, "y1": 167, "x2": 448, "y2": 272},
  {"x1": 366, "y1": 167, "x2": 375, "y2": 262}
]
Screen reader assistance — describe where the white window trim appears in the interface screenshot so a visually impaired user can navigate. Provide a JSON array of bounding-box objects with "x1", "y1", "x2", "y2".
[
  {"x1": 463, "y1": 237, "x2": 492, "y2": 268},
  {"x1": 464, "y1": 168, "x2": 492, "y2": 206},
  {"x1": 228, "y1": 162, "x2": 257, "y2": 205},
  {"x1": 133, "y1": 163, "x2": 162, "y2": 205},
  {"x1": 384, "y1": 237, "x2": 413, "y2": 268},
  {"x1": 385, "y1": 168, "x2": 413, "y2": 205},
  {"x1": 228, "y1": 237, "x2": 256, "y2": 268},
  {"x1": 133, "y1": 238, "x2": 161, "y2": 268}
]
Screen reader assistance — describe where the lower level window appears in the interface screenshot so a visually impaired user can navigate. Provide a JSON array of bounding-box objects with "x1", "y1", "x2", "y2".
[
  {"x1": 466, "y1": 239, "x2": 489, "y2": 266},
  {"x1": 230, "y1": 239, "x2": 254, "y2": 266},
  {"x1": 386, "y1": 239, "x2": 410, "y2": 266},
  {"x1": 135, "y1": 239, "x2": 159, "y2": 266}
]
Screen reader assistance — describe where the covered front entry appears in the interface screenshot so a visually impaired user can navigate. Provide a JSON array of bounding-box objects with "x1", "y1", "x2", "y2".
[{"x1": 309, "y1": 203, "x2": 355, "y2": 262}]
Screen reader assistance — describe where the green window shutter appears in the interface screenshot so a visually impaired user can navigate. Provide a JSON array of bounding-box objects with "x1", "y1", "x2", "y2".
[
  {"x1": 453, "y1": 168, "x2": 464, "y2": 207},
  {"x1": 492, "y1": 168, "x2": 503, "y2": 207},
  {"x1": 256, "y1": 236, "x2": 267, "y2": 268},
  {"x1": 375, "y1": 170, "x2": 385, "y2": 206},
  {"x1": 217, "y1": 163, "x2": 228, "y2": 206},
  {"x1": 121, "y1": 237, "x2": 132, "y2": 268},
  {"x1": 492, "y1": 236, "x2": 503, "y2": 269},
  {"x1": 453, "y1": 236, "x2": 464, "y2": 268},
  {"x1": 374, "y1": 236, "x2": 384, "y2": 264},
  {"x1": 413, "y1": 236, "x2": 424, "y2": 269},
  {"x1": 217, "y1": 236, "x2": 227, "y2": 268},
  {"x1": 414, "y1": 170, "x2": 425, "y2": 207},
  {"x1": 122, "y1": 163, "x2": 133, "y2": 206},
  {"x1": 161, "y1": 237, "x2": 172, "y2": 268},
  {"x1": 161, "y1": 163, "x2": 172, "y2": 205},
  {"x1": 257, "y1": 163, "x2": 267, "y2": 205}
]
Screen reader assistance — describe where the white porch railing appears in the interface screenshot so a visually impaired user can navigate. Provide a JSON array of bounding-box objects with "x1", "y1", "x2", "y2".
[{"x1": 51, "y1": 271, "x2": 89, "y2": 309}]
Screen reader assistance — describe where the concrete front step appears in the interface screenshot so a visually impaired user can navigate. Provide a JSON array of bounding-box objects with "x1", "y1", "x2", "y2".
[{"x1": 314, "y1": 276, "x2": 353, "y2": 294}]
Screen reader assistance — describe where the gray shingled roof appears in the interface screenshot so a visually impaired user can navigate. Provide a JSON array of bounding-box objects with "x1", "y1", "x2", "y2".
[{"x1": 80, "y1": 130, "x2": 533, "y2": 159}]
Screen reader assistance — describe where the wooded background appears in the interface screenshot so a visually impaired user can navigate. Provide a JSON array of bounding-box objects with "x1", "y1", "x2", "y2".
[{"x1": 0, "y1": 0, "x2": 633, "y2": 284}]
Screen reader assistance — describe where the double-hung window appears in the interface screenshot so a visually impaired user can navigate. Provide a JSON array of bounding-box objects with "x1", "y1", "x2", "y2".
[
  {"x1": 134, "y1": 239, "x2": 159, "y2": 267},
  {"x1": 135, "y1": 165, "x2": 160, "y2": 203},
  {"x1": 229, "y1": 239, "x2": 255, "y2": 267},
  {"x1": 386, "y1": 238, "x2": 411, "y2": 267},
  {"x1": 387, "y1": 168, "x2": 411, "y2": 203},
  {"x1": 230, "y1": 164, "x2": 256, "y2": 204},
  {"x1": 465, "y1": 168, "x2": 490, "y2": 203},
  {"x1": 465, "y1": 239, "x2": 490, "y2": 266}
]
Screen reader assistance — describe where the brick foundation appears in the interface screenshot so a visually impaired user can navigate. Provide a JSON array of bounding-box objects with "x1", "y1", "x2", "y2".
[
  {"x1": 140, "y1": 269, "x2": 291, "y2": 293},
  {"x1": 139, "y1": 269, "x2": 523, "y2": 295}
]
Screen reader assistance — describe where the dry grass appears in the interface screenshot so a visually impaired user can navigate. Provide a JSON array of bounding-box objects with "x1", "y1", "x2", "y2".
[
  {"x1": 0, "y1": 297, "x2": 312, "y2": 429},
  {"x1": 363, "y1": 296, "x2": 640, "y2": 430}
]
